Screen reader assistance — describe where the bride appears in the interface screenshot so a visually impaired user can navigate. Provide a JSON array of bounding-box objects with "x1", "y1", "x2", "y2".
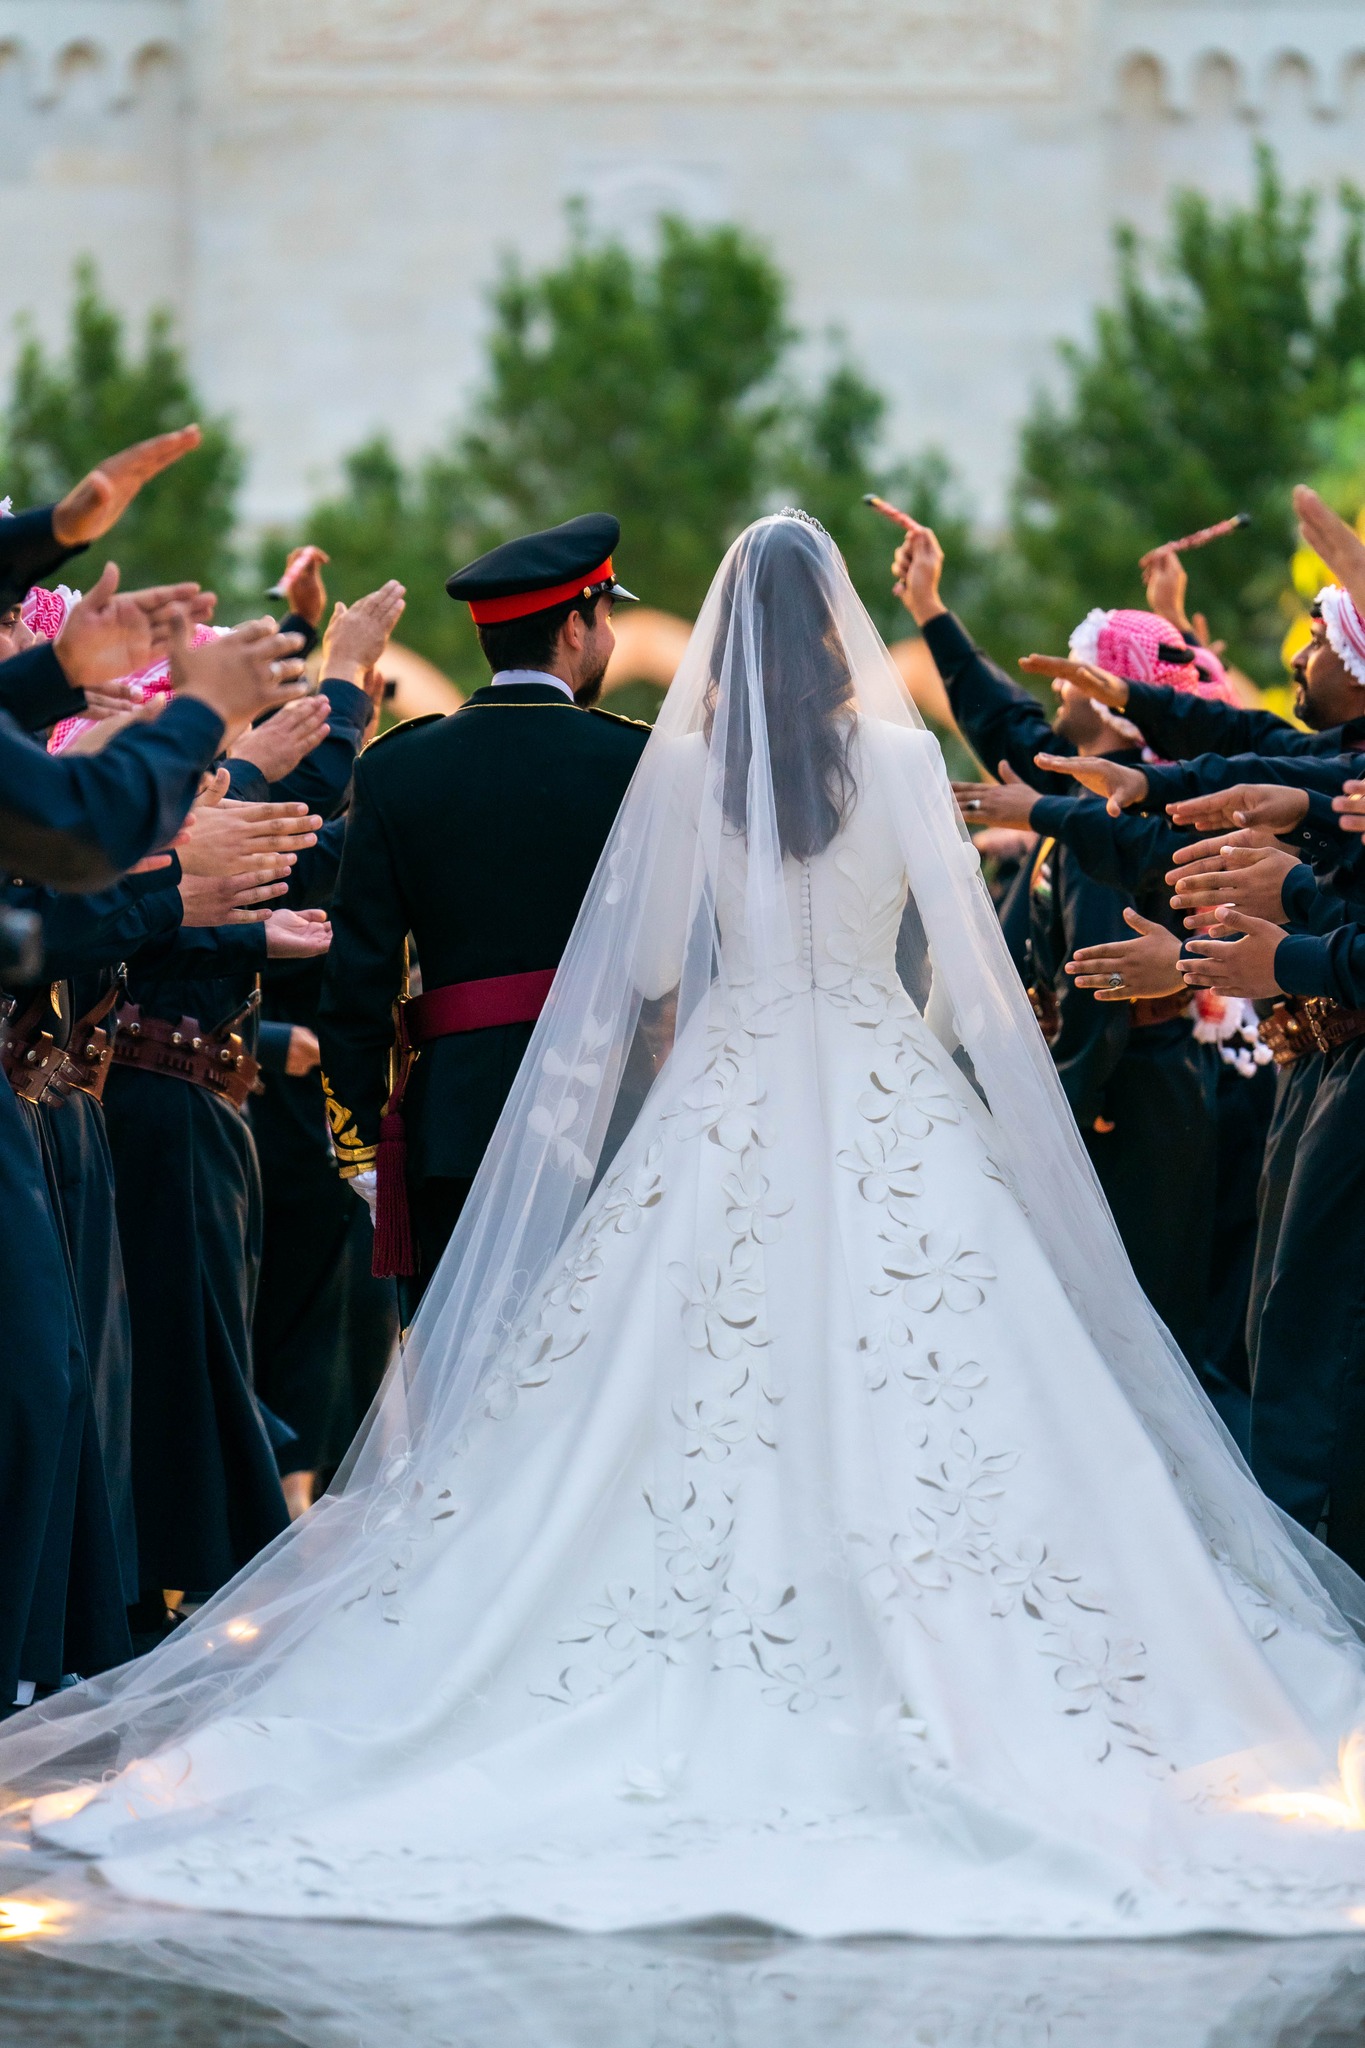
[{"x1": 9, "y1": 513, "x2": 1365, "y2": 1937}]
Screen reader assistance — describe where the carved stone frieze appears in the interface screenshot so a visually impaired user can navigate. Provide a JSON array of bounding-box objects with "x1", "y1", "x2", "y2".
[{"x1": 235, "y1": 0, "x2": 1079, "y2": 100}]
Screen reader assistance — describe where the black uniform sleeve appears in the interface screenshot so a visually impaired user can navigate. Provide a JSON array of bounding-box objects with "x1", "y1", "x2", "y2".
[
  {"x1": 283, "y1": 814, "x2": 347, "y2": 910},
  {"x1": 1050, "y1": 861, "x2": 1133, "y2": 1128},
  {"x1": 316, "y1": 759, "x2": 409, "y2": 1177},
  {"x1": 1138, "y1": 750, "x2": 1360, "y2": 812},
  {"x1": 1280, "y1": 863, "x2": 1348, "y2": 934},
  {"x1": 0, "y1": 642, "x2": 85, "y2": 734},
  {"x1": 15, "y1": 865, "x2": 184, "y2": 977},
  {"x1": 129, "y1": 921, "x2": 268, "y2": 981},
  {"x1": 1122, "y1": 681, "x2": 1305, "y2": 761},
  {"x1": 268, "y1": 677, "x2": 370, "y2": 818},
  {"x1": 256, "y1": 1020, "x2": 295, "y2": 1074},
  {"x1": 1031, "y1": 794, "x2": 1185, "y2": 897},
  {"x1": 1275, "y1": 926, "x2": 1365, "y2": 1007},
  {"x1": 920, "y1": 611, "x2": 1077, "y2": 792},
  {"x1": 0, "y1": 506, "x2": 88, "y2": 607},
  {"x1": 0, "y1": 694, "x2": 224, "y2": 888}
]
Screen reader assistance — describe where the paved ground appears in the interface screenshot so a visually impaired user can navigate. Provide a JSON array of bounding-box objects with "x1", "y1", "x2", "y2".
[{"x1": 0, "y1": 1946, "x2": 294, "y2": 2046}]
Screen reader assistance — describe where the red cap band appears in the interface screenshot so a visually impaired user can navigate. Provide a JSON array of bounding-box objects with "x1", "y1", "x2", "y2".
[{"x1": 467, "y1": 558, "x2": 614, "y2": 626}]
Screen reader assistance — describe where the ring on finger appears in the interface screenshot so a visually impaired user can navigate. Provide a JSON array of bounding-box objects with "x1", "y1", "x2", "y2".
[{"x1": 1107, "y1": 972, "x2": 1124, "y2": 989}]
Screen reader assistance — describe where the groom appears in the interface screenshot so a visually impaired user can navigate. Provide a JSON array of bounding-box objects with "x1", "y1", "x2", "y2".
[{"x1": 318, "y1": 515, "x2": 649, "y2": 1316}]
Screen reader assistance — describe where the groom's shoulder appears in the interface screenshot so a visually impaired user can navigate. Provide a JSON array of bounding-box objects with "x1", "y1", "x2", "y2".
[{"x1": 586, "y1": 704, "x2": 653, "y2": 751}]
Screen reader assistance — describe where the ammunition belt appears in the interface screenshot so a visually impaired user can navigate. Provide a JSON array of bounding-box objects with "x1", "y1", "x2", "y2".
[
  {"x1": 109, "y1": 1004, "x2": 259, "y2": 1111},
  {"x1": 1259, "y1": 995, "x2": 1365, "y2": 1066},
  {"x1": 1128, "y1": 989, "x2": 1193, "y2": 1031},
  {"x1": 0, "y1": 988, "x2": 118, "y2": 1106}
]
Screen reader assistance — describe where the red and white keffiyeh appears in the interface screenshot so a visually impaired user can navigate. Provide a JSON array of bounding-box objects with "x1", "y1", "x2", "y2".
[
  {"x1": 20, "y1": 582, "x2": 222, "y2": 753},
  {"x1": 1318, "y1": 584, "x2": 1365, "y2": 689},
  {"x1": 1069, "y1": 606, "x2": 1236, "y2": 703}
]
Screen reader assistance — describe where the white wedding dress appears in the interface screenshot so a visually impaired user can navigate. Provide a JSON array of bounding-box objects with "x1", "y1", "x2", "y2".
[{"x1": 13, "y1": 516, "x2": 1365, "y2": 1937}]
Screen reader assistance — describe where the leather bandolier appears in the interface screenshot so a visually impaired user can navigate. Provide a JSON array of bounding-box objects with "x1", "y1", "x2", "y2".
[
  {"x1": 1, "y1": 985, "x2": 120, "y2": 1106},
  {"x1": 109, "y1": 1001, "x2": 260, "y2": 1112},
  {"x1": 1258, "y1": 995, "x2": 1365, "y2": 1067}
]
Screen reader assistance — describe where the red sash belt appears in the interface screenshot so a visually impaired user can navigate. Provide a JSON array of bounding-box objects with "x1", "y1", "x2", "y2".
[
  {"x1": 400, "y1": 968, "x2": 557, "y2": 1048},
  {"x1": 373, "y1": 968, "x2": 558, "y2": 1284}
]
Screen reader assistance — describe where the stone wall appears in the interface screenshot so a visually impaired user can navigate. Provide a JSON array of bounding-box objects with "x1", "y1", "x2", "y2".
[{"x1": 0, "y1": 0, "x2": 1362, "y2": 528}]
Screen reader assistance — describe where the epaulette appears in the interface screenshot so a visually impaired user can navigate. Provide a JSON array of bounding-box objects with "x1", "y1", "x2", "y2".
[
  {"x1": 588, "y1": 705, "x2": 654, "y2": 732},
  {"x1": 364, "y1": 712, "x2": 445, "y2": 751}
]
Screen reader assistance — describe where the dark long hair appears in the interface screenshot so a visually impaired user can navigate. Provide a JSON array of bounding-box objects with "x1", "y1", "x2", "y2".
[{"x1": 703, "y1": 516, "x2": 857, "y2": 862}]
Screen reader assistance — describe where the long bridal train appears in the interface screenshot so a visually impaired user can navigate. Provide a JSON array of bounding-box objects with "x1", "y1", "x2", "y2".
[{"x1": 10, "y1": 515, "x2": 1365, "y2": 1937}]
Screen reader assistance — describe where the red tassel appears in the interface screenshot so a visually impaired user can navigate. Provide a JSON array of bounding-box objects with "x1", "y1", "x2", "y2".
[{"x1": 371, "y1": 1109, "x2": 417, "y2": 1278}]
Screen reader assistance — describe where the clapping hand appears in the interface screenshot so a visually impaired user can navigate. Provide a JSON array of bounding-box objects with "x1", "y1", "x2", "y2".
[
  {"x1": 53, "y1": 564, "x2": 215, "y2": 693},
  {"x1": 1032, "y1": 752, "x2": 1150, "y2": 815},
  {"x1": 229, "y1": 694, "x2": 332, "y2": 783},
  {"x1": 169, "y1": 613, "x2": 309, "y2": 743},
  {"x1": 179, "y1": 864, "x2": 292, "y2": 926},
  {"x1": 1066, "y1": 908, "x2": 1185, "y2": 1002},
  {"x1": 50, "y1": 426, "x2": 203, "y2": 547},
  {"x1": 178, "y1": 794, "x2": 321, "y2": 879},
  {"x1": 1164, "y1": 832, "x2": 1298, "y2": 932},
  {"x1": 320, "y1": 582, "x2": 406, "y2": 685},
  {"x1": 1181, "y1": 910, "x2": 1286, "y2": 998}
]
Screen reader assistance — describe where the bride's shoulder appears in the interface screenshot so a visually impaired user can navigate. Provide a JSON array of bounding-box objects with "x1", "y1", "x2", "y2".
[{"x1": 851, "y1": 714, "x2": 938, "y2": 755}]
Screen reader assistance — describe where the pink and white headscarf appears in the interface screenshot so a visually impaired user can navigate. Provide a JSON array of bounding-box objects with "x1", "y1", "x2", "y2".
[
  {"x1": 1069, "y1": 606, "x2": 1237, "y2": 703},
  {"x1": 20, "y1": 583, "x2": 221, "y2": 753},
  {"x1": 1318, "y1": 585, "x2": 1365, "y2": 688}
]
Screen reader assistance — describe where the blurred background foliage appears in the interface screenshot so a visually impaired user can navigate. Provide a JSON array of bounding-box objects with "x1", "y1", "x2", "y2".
[
  {"x1": 0, "y1": 258, "x2": 242, "y2": 597},
  {"x1": 5, "y1": 151, "x2": 1365, "y2": 720}
]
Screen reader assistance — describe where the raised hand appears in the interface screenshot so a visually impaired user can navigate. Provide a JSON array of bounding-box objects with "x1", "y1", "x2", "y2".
[
  {"x1": 277, "y1": 545, "x2": 330, "y2": 628},
  {"x1": 1165, "y1": 841, "x2": 1298, "y2": 929},
  {"x1": 319, "y1": 581, "x2": 406, "y2": 685},
  {"x1": 179, "y1": 863, "x2": 292, "y2": 926},
  {"x1": 1294, "y1": 486, "x2": 1365, "y2": 616},
  {"x1": 50, "y1": 426, "x2": 203, "y2": 546},
  {"x1": 228, "y1": 694, "x2": 331, "y2": 783},
  {"x1": 1019, "y1": 654, "x2": 1129, "y2": 710},
  {"x1": 1140, "y1": 545, "x2": 1193, "y2": 636},
  {"x1": 890, "y1": 524, "x2": 946, "y2": 628},
  {"x1": 265, "y1": 906, "x2": 332, "y2": 960},
  {"x1": 53, "y1": 564, "x2": 158, "y2": 689},
  {"x1": 1032, "y1": 752, "x2": 1149, "y2": 815},
  {"x1": 177, "y1": 798, "x2": 321, "y2": 879},
  {"x1": 1181, "y1": 908, "x2": 1286, "y2": 998},
  {"x1": 951, "y1": 760, "x2": 1039, "y2": 830},
  {"x1": 169, "y1": 614, "x2": 309, "y2": 744},
  {"x1": 1165, "y1": 783, "x2": 1309, "y2": 837},
  {"x1": 1066, "y1": 908, "x2": 1185, "y2": 1002}
]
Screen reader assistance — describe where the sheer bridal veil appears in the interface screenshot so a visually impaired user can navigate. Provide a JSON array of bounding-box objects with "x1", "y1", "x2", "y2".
[{"x1": 4, "y1": 511, "x2": 1365, "y2": 1811}]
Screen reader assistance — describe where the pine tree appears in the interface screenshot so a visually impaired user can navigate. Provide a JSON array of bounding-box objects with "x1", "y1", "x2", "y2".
[
  {"x1": 1008, "y1": 149, "x2": 1365, "y2": 682},
  {"x1": 3, "y1": 261, "x2": 243, "y2": 598}
]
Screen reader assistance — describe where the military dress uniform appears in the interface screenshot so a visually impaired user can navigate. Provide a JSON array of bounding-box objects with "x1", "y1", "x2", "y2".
[{"x1": 318, "y1": 516, "x2": 649, "y2": 1313}]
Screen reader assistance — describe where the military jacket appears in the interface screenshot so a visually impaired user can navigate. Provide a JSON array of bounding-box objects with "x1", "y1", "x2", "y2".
[{"x1": 317, "y1": 680, "x2": 650, "y2": 1184}]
